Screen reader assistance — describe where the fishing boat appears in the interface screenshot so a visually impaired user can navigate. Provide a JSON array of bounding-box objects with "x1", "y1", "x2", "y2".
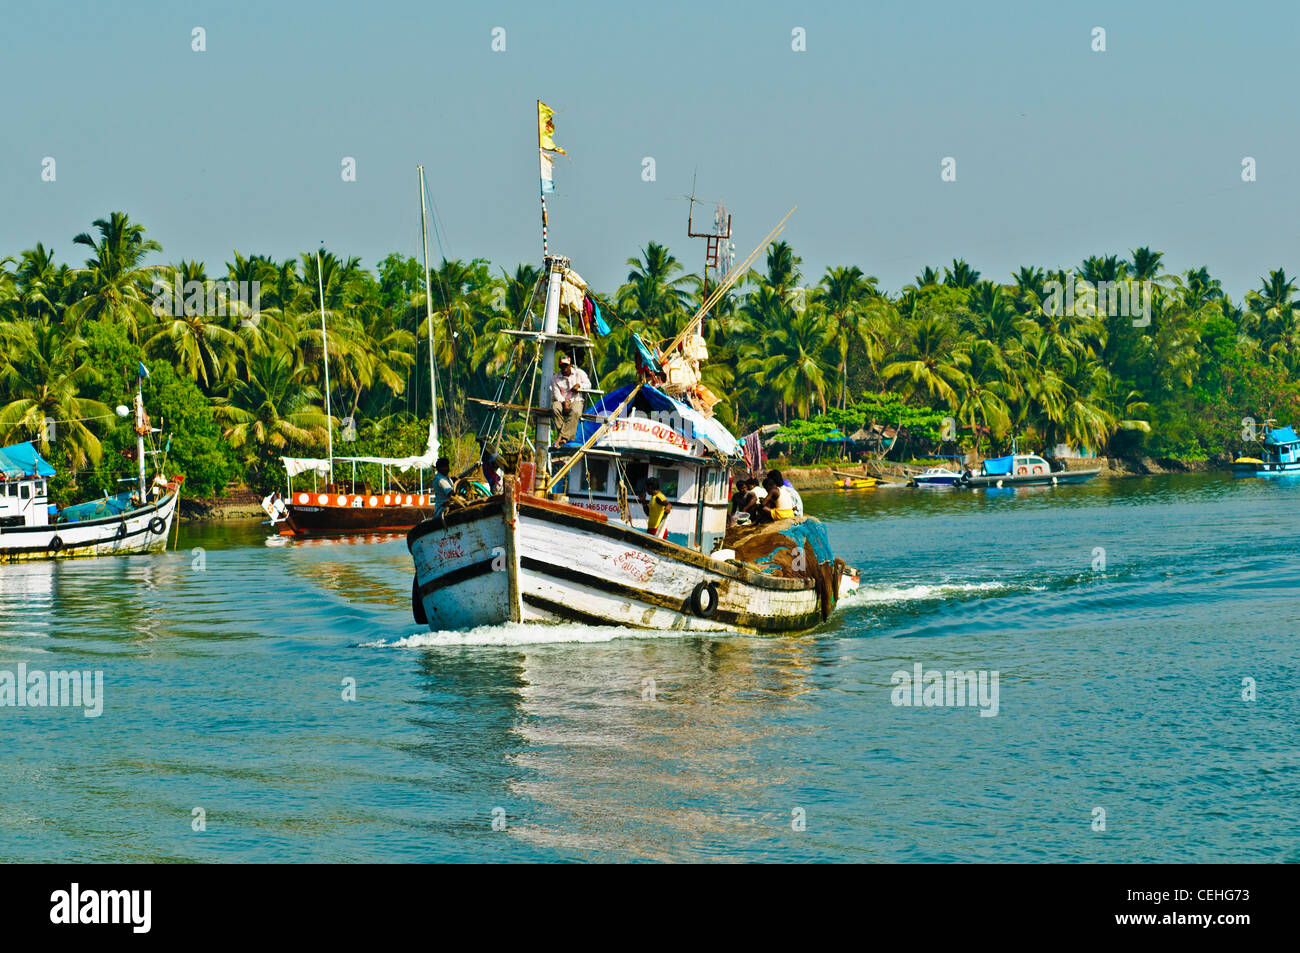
[
  {"x1": 957, "y1": 452, "x2": 1100, "y2": 488},
  {"x1": 1231, "y1": 425, "x2": 1300, "y2": 477},
  {"x1": 0, "y1": 373, "x2": 180, "y2": 561},
  {"x1": 263, "y1": 166, "x2": 446, "y2": 538},
  {"x1": 406, "y1": 104, "x2": 855, "y2": 635},
  {"x1": 909, "y1": 466, "x2": 963, "y2": 488}
]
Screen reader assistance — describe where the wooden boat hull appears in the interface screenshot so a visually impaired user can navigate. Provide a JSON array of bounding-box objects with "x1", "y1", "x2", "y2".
[
  {"x1": 0, "y1": 491, "x2": 179, "y2": 562},
  {"x1": 962, "y1": 468, "x2": 1100, "y2": 488},
  {"x1": 277, "y1": 490, "x2": 438, "y2": 537},
  {"x1": 407, "y1": 489, "x2": 830, "y2": 635}
]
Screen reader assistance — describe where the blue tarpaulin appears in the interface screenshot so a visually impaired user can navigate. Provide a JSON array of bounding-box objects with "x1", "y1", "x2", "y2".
[
  {"x1": 1266, "y1": 426, "x2": 1299, "y2": 445},
  {"x1": 982, "y1": 455, "x2": 1014, "y2": 476},
  {"x1": 0, "y1": 442, "x2": 56, "y2": 479}
]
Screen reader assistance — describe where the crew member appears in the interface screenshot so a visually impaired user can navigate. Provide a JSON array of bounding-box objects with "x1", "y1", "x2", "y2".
[
  {"x1": 431, "y1": 456, "x2": 456, "y2": 514},
  {"x1": 641, "y1": 476, "x2": 671, "y2": 538},
  {"x1": 758, "y1": 471, "x2": 796, "y2": 522},
  {"x1": 550, "y1": 353, "x2": 592, "y2": 447}
]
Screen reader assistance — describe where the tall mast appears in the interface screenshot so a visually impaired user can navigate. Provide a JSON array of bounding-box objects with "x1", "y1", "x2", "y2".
[
  {"x1": 418, "y1": 165, "x2": 440, "y2": 454},
  {"x1": 317, "y1": 250, "x2": 334, "y2": 486},
  {"x1": 134, "y1": 380, "x2": 147, "y2": 502},
  {"x1": 533, "y1": 255, "x2": 567, "y2": 480}
]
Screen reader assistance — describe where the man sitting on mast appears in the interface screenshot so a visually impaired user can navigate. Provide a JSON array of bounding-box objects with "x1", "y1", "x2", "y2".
[{"x1": 550, "y1": 353, "x2": 591, "y2": 447}]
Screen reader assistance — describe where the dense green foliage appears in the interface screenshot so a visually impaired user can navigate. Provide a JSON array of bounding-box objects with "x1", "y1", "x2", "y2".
[{"x1": 3, "y1": 213, "x2": 1297, "y2": 499}]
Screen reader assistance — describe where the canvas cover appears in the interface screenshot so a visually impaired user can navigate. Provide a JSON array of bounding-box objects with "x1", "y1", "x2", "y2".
[{"x1": 0, "y1": 442, "x2": 56, "y2": 479}]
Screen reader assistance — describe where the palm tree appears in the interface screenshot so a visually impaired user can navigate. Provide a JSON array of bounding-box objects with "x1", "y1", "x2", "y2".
[
  {"x1": 66, "y1": 212, "x2": 163, "y2": 341},
  {"x1": 213, "y1": 351, "x2": 331, "y2": 470},
  {"x1": 736, "y1": 308, "x2": 834, "y2": 420},
  {"x1": 943, "y1": 258, "x2": 980, "y2": 289},
  {"x1": 0, "y1": 320, "x2": 109, "y2": 469},
  {"x1": 882, "y1": 314, "x2": 967, "y2": 405}
]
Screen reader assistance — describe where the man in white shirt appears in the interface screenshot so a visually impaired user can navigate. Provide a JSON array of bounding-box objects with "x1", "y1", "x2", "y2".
[
  {"x1": 550, "y1": 353, "x2": 592, "y2": 446},
  {"x1": 431, "y1": 456, "x2": 456, "y2": 514}
]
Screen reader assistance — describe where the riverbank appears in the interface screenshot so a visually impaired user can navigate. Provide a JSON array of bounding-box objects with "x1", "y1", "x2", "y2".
[
  {"x1": 775, "y1": 456, "x2": 1227, "y2": 489},
  {"x1": 179, "y1": 488, "x2": 265, "y2": 522}
]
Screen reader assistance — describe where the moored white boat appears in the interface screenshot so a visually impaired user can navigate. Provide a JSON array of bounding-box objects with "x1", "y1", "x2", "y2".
[{"x1": 0, "y1": 379, "x2": 180, "y2": 562}]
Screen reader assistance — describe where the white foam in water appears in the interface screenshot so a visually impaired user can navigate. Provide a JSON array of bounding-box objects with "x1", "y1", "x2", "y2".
[
  {"x1": 364, "y1": 622, "x2": 687, "y2": 648},
  {"x1": 842, "y1": 581, "x2": 1016, "y2": 605}
]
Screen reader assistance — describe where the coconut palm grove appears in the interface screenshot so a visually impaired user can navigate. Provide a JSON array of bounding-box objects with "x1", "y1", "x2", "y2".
[{"x1": 2, "y1": 211, "x2": 1297, "y2": 502}]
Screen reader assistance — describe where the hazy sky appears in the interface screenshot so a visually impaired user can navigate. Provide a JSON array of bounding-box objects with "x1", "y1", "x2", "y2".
[{"x1": 3, "y1": 0, "x2": 1297, "y2": 298}]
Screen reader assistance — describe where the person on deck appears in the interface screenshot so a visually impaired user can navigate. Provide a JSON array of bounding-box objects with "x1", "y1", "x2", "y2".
[
  {"x1": 640, "y1": 477, "x2": 671, "y2": 538},
  {"x1": 757, "y1": 472, "x2": 796, "y2": 522},
  {"x1": 550, "y1": 353, "x2": 591, "y2": 447},
  {"x1": 431, "y1": 457, "x2": 456, "y2": 514}
]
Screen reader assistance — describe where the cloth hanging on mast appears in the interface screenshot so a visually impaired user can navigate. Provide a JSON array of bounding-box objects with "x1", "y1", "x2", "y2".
[{"x1": 539, "y1": 150, "x2": 556, "y2": 194}]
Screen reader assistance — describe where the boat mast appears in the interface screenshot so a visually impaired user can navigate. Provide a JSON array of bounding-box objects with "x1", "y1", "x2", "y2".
[
  {"x1": 134, "y1": 380, "x2": 147, "y2": 502},
  {"x1": 532, "y1": 255, "x2": 567, "y2": 483},
  {"x1": 418, "y1": 165, "x2": 439, "y2": 458},
  {"x1": 317, "y1": 250, "x2": 334, "y2": 486}
]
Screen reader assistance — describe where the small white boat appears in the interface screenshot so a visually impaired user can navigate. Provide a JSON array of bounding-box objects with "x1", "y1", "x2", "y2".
[
  {"x1": 0, "y1": 383, "x2": 180, "y2": 562},
  {"x1": 909, "y1": 466, "x2": 962, "y2": 488}
]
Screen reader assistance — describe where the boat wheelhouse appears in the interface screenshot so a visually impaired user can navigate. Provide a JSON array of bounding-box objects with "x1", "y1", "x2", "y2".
[
  {"x1": 1231, "y1": 425, "x2": 1300, "y2": 477},
  {"x1": 551, "y1": 383, "x2": 737, "y2": 552}
]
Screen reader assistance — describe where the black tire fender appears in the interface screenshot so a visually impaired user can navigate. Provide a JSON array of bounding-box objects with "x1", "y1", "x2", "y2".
[
  {"x1": 148, "y1": 516, "x2": 166, "y2": 535},
  {"x1": 48, "y1": 535, "x2": 63, "y2": 553},
  {"x1": 115, "y1": 521, "x2": 127, "y2": 538},
  {"x1": 690, "y1": 581, "x2": 719, "y2": 618},
  {"x1": 412, "y1": 576, "x2": 428, "y2": 626}
]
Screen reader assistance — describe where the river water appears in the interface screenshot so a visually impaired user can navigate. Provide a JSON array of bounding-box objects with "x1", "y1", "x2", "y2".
[{"x1": 1, "y1": 474, "x2": 1297, "y2": 862}]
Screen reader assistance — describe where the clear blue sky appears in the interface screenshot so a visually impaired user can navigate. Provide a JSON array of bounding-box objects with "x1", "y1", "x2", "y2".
[{"x1": 2, "y1": 0, "x2": 1297, "y2": 298}]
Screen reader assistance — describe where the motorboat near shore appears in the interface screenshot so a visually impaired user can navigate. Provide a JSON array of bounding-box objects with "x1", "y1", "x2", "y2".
[
  {"x1": 0, "y1": 382, "x2": 180, "y2": 562},
  {"x1": 957, "y1": 453, "x2": 1100, "y2": 489},
  {"x1": 1231, "y1": 425, "x2": 1300, "y2": 477},
  {"x1": 909, "y1": 466, "x2": 963, "y2": 488}
]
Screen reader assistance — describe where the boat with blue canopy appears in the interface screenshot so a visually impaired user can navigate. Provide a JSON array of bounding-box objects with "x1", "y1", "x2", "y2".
[
  {"x1": 958, "y1": 451, "x2": 1100, "y2": 488},
  {"x1": 0, "y1": 376, "x2": 181, "y2": 561},
  {"x1": 1231, "y1": 425, "x2": 1300, "y2": 477}
]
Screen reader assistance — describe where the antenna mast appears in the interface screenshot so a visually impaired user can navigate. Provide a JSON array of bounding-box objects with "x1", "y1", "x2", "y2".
[{"x1": 686, "y1": 173, "x2": 732, "y2": 332}]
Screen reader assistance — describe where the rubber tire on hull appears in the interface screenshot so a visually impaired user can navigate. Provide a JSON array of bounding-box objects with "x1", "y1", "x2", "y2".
[
  {"x1": 690, "y1": 581, "x2": 719, "y2": 618},
  {"x1": 149, "y1": 516, "x2": 166, "y2": 535},
  {"x1": 412, "y1": 576, "x2": 428, "y2": 626},
  {"x1": 48, "y1": 535, "x2": 63, "y2": 553}
]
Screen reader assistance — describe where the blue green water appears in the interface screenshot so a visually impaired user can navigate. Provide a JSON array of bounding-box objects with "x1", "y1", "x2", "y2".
[{"x1": 1, "y1": 473, "x2": 1297, "y2": 862}]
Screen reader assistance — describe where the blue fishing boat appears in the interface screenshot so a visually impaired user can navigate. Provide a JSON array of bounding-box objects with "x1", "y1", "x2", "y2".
[{"x1": 1231, "y1": 425, "x2": 1300, "y2": 477}]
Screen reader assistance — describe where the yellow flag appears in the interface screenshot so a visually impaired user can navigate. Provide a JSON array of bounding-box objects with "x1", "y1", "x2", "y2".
[{"x1": 538, "y1": 101, "x2": 566, "y2": 155}]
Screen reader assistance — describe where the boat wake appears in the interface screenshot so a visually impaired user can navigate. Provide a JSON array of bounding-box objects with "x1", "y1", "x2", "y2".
[
  {"x1": 841, "y1": 580, "x2": 1043, "y2": 605},
  {"x1": 362, "y1": 621, "x2": 688, "y2": 648}
]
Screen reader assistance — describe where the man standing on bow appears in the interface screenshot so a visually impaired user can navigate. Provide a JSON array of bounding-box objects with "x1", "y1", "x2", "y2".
[{"x1": 550, "y1": 353, "x2": 591, "y2": 447}]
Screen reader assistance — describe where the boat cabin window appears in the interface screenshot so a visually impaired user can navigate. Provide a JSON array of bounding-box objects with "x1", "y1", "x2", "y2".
[
  {"x1": 20, "y1": 483, "x2": 31, "y2": 499},
  {"x1": 578, "y1": 458, "x2": 610, "y2": 494},
  {"x1": 652, "y1": 467, "x2": 679, "y2": 499}
]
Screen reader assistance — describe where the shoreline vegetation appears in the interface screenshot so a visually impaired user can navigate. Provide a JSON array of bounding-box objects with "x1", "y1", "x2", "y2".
[{"x1": 3, "y1": 212, "x2": 1297, "y2": 512}]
